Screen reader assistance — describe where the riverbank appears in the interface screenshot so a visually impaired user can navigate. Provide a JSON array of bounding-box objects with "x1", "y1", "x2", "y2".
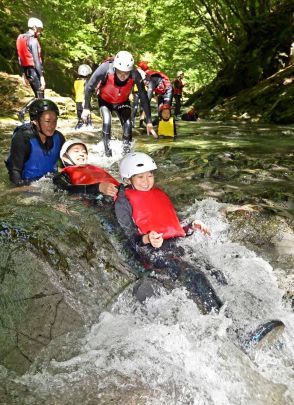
[{"x1": 188, "y1": 64, "x2": 294, "y2": 124}]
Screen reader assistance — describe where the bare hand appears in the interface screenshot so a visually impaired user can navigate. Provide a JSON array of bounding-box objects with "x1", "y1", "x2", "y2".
[
  {"x1": 40, "y1": 76, "x2": 46, "y2": 90},
  {"x1": 146, "y1": 123, "x2": 158, "y2": 139},
  {"x1": 148, "y1": 231, "x2": 164, "y2": 248},
  {"x1": 98, "y1": 182, "x2": 118, "y2": 197},
  {"x1": 192, "y1": 220, "x2": 211, "y2": 236},
  {"x1": 81, "y1": 109, "x2": 90, "y2": 122}
]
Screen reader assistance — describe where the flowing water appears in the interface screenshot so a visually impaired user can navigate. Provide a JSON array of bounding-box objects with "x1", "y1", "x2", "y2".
[{"x1": 0, "y1": 117, "x2": 293, "y2": 404}]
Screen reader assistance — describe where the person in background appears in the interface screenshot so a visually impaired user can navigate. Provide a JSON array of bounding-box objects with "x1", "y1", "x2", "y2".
[
  {"x1": 172, "y1": 71, "x2": 185, "y2": 119},
  {"x1": 131, "y1": 66, "x2": 147, "y2": 128},
  {"x1": 181, "y1": 106, "x2": 199, "y2": 121},
  {"x1": 5, "y1": 99, "x2": 64, "y2": 186},
  {"x1": 74, "y1": 64, "x2": 93, "y2": 130},
  {"x1": 115, "y1": 152, "x2": 221, "y2": 313},
  {"x1": 138, "y1": 61, "x2": 173, "y2": 120},
  {"x1": 81, "y1": 51, "x2": 157, "y2": 157},
  {"x1": 157, "y1": 104, "x2": 177, "y2": 139},
  {"x1": 16, "y1": 17, "x2": 45, "y2": 122},
  {"x1": 53, "y1": 139, "x2": 119, "y2": 197}
]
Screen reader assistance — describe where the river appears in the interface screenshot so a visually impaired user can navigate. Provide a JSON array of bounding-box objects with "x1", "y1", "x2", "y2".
[{"x1": 0, "y1": 116, "x2": 293, "y2": 404}]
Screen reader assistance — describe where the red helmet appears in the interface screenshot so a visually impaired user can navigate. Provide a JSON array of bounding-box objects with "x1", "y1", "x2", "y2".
[
  {"x1": 159, "y1": 104, "x2": 172, "y2": 111},
  {"x1": 137, "y1": 61, "x2": 149, "y2": 71}
]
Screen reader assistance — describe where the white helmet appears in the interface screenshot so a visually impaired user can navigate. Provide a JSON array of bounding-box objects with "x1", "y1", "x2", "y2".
[
  {"x1": 28, "y1": 18, "x2": 43, "y2": 29},
  {"x1": 60, "y1": 140, "x2": 88, "y2": 162},
  {"x1": 177, "y1": 71, "x2": 184, "y2": 77},
  {"x1": 78, "y1": 64, "x2": 92, "y2": 77},
  {"x1": 119, "y1": 152, "x2": 157, "y2": 180},
  {"x1": 113, "y1": 51, "x2": 134, "y2": 72}
]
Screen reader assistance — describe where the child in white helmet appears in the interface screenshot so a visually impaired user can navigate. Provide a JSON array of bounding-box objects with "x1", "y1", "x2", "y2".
[
  {"x1": 74, "y1": 64, "x2": 93, "y2": 130},
  {"x1": 53, "y1": 139, "x2": 119, "y2": 197},
  {"x1": 115, "y1": 152, "x2": 222, "y2": 313},
  {"x1": 114, "y1": 152, "x2": 285, "y2": 349}
]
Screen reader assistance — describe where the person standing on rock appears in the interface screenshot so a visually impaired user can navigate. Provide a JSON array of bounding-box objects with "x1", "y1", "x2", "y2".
[{"x1": 16, "y1": 17, "x2": 46, "y2": 122}]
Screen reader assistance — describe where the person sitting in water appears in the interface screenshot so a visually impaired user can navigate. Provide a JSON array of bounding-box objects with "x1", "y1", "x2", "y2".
[
  {"x1": 53, "y1": 139, "x2": 119, "y2": 197},
  {"x1": 115, "y1": 152, "x2": 222, "y2": 313},
  {"x1": 157, "y1": 104, "x2": 177, "y2": 139},
  {"x1": 181, "y1": 106, "x2": 199, "y2": 121},
  {"x1": 5, "y1": 99, "x2": 65, "y2": 186}
]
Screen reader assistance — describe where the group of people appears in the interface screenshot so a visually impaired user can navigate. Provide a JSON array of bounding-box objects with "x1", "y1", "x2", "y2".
[
  {"x1": 16, "y1": 18, "x2": 199, "y2": 156},
  {"x1": 7, "y1": 17, "x2": 284, "y2": 347}
]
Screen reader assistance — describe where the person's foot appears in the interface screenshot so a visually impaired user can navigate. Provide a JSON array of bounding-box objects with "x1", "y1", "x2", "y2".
[
  {"x1": 75, "y1": 121, "x2": 84, "y2": 130},
  {"x1": 122, "y1": 140, "x2": 131, "y2": 154},
  {"x1": 242, "y1": 320, "x2": 285, "y2": 352}
]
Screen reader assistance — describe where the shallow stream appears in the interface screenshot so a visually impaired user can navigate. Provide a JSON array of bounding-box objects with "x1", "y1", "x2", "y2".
[{"x1": 0, "y1": 117, "x2": 293, "y2": 404}]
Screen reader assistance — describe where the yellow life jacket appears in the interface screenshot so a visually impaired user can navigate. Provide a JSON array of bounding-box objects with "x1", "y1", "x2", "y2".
[
  {"x1": 74, "y1": 78, "x2": 86, "y2": 103},
  {"x1": 158, "y1": 117, "x2": 175, "y2": 137}
]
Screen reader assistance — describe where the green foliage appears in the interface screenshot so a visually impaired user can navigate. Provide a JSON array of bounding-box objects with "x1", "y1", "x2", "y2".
[{"x1": 0, "y1": 0, "x2": 292, "y2": 95}]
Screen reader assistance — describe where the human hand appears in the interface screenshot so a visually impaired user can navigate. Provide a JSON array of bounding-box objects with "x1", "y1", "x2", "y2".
[
  {"x1": 99, "y1": 182, "x2": 118, "y2": 197},
  {"x1": 148, "y1": 231, "x2": 164, "y2": 248},
  {"x1": 146, "y1": 123, "x2": 158, "y2": 139},
  {"x1": 40, "y1": 76, "x2": 46, "y2": 90},
  {"x1": 192, "y1": 220, "x2": 211, "y2": 236},
  {"x1": 81, "y1": 109, "x2": 90, "y2": 122}
]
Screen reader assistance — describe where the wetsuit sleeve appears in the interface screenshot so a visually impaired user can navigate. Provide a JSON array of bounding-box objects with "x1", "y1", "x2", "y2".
[
  {"x1": 115, "y1": 185, "x2": 143, "y2": 249},
  {"x1": 6, "y1": 127, "x2": 31, "y2": 186},
  {"x1": 52, "y1": 172, "x2": 102, "y2": 195},
  {"x1": 134, "y1": 70, "x2": 152, "y2": 124},
  {"x1": 29, "y1": 37, "x2": 43, "y2": 78},
  {"x1": 84, "y1": 62, "x2": 109, "y2": 109}
]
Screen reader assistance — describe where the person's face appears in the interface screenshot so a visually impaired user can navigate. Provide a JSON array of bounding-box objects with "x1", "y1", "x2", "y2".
[
  {"x1": 161, "y1": 109, "x2": 171, "y2": 120},
  {"x1": 64, "y1": 144, "x2": 88, "y2": 165},
  {"x1": 116, "y1": 69, "x2": 130, "y2": 81},
  {"x1": 131, "y1": 171, "x2": 154, "y2": 191},
  {"x1": 34, "y1": 27, "x2": 43, "y2": 37},
  {"x1": 34, "y1": 111, "x2": 58, "y2": 137}
]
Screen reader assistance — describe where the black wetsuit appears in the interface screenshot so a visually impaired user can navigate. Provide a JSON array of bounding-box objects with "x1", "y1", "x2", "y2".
[
  {"x1": 115, "y1": 185, "x2": 222, "y2": 313},
  {"x1": 147, "y1": 75, "x2": 173, "y2": 112},
  {"x1": 53, "y1": 169, "x2": 106, "y2": 196},
  {"x1": 5, "y1": 123, "x2": 65, "y2": 186},
  {"x1": 84, "y1": 61, "x2": 152, "y2": 156}
]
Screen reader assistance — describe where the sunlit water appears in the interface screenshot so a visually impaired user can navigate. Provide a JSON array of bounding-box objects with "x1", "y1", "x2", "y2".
[{"x1": 0, "y1": 117, "x2": 293, "y2": 404}]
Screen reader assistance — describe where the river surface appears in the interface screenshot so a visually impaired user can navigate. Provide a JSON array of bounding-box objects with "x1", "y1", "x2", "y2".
[{"x1": 0, "y1": 117, "x2": 293, "y2": 404}]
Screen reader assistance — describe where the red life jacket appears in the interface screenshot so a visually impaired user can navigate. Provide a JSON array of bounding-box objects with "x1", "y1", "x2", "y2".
[
  {"x1": 16, "y1": 34, "x2": 42, "y2": 67},
  {"x1": 125, "y1": 187, "x2": 186, "y2": 239},
  {"x1": 173, "y1": 79, "x2": 184, "y2": 95},
  {"x1": 62, "y1": 165, "x2": 119, "y2": 186},
  {"x1": 99, "y1": 71, "x2": 135, "y2": 104},
  {"x1": 146, "y1": 70, "x2": 171, "y2": 95}
]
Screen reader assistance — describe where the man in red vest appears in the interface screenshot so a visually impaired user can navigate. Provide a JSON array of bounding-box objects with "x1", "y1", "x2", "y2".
[
  {"x1": 172, "y1": 71, "x2": 185, "y2": 119},
  {"x1": 81, "y1": 51, "x2": 157, "y2": 157},
  {"x1": 16, "y1": 17, "x2": 46, "y2": 122}
]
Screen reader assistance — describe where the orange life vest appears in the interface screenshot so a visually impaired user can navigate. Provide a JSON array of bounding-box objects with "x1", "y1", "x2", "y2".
[
  {"x1": 173, "y1": 79, "x2": 184, "y2": 95},
  {"x1": 125, "y1": 187, "x2": 186, "y2": 239},
  {"x1": 99, "y1": 73, "x2": 135, "y2": 104},
  {"x1": 62, "y1": 165, "x2": 119, "y2": 186},
  {"x1": 16, "y1": 34, "x2": 42, "y2": 67}
]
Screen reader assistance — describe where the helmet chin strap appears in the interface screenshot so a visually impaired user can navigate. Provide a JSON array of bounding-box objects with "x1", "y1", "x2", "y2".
[{"x1": 64, "y1": 152, "x2": 77, "y2": 166}]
